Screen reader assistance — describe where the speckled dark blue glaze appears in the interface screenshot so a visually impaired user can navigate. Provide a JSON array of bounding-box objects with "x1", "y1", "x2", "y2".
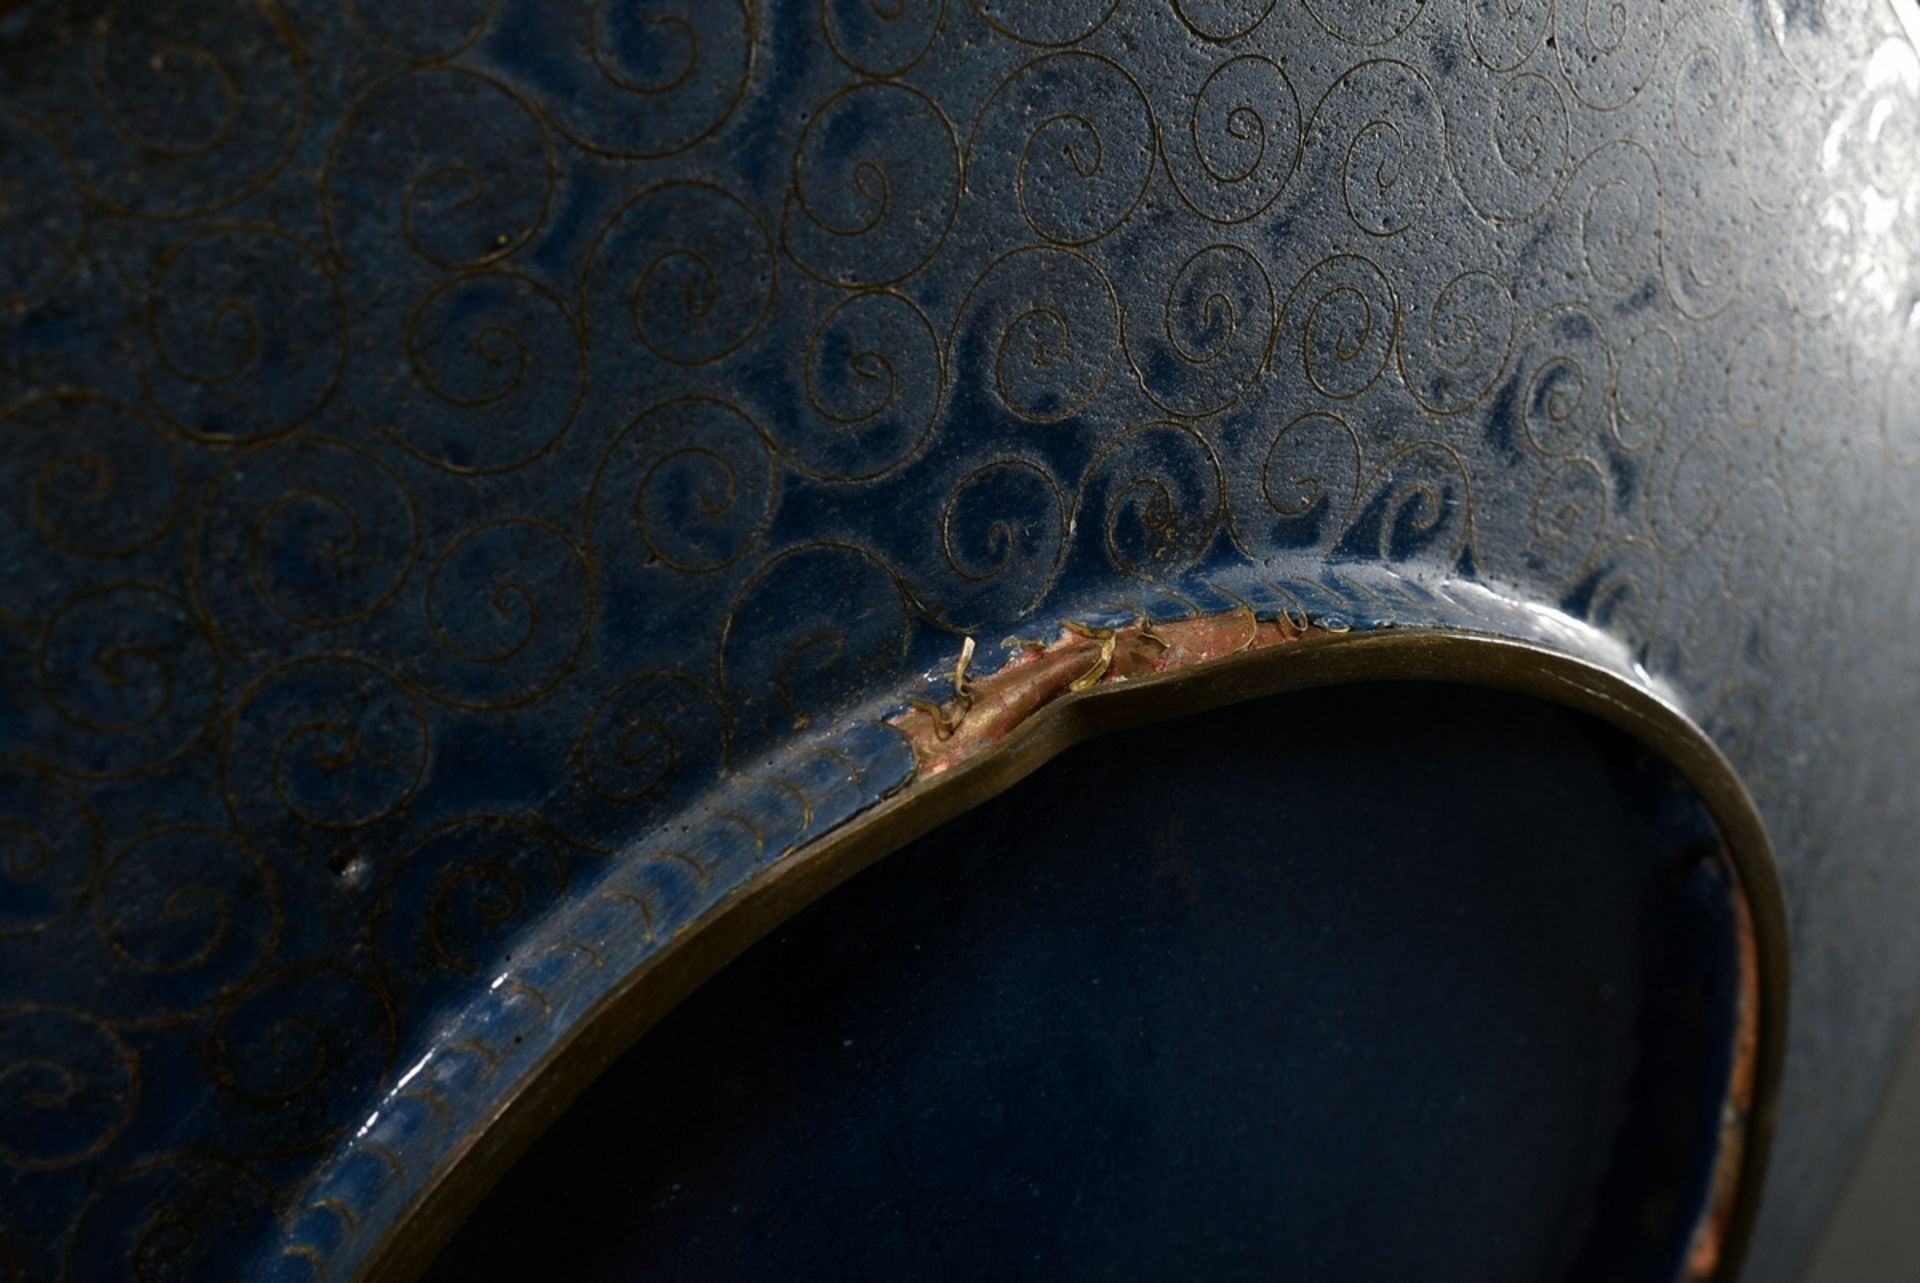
[{"x1": 1, "y1": 1, "x2": 1918, "y2": 1280}]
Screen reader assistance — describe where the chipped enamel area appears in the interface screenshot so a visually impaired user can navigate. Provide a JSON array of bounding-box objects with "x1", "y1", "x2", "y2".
[{"x1": 893, "y1": 610, "x2": 1328, "y2": 776}]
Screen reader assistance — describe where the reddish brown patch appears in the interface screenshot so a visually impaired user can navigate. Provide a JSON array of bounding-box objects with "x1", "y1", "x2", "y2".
[
  {"x1": 892, "y1": 610, "x2": 1325, "y2": 777},
  {"x1": 1686, "y1": 866, "x2": 1763, "y2": 1280}
]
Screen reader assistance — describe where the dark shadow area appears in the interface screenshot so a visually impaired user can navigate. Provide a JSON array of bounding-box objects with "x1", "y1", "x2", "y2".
[{"x1": 425, "y1": 683, "x2": 1743, "y2": 1282}]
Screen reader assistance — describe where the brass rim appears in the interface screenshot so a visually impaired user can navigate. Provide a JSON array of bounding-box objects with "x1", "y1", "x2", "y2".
[{"x1": 360, "y1": 626, "x2": 1787, "y2": 1283}]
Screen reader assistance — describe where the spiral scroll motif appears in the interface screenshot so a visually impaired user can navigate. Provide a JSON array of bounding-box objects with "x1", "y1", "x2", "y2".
[
  {"x1": 1553, "y1": 0, "x2": 1669, "y2": 111},
  {"x1": 722, "y1": 544, "x2": 910, "y2": 739},
  {"x1": 1662, "y1": 194, "x2": 1750, "y2": 322},
  {"x1": 1447, "y1": 71, "x2": 1571, "y2": 225},
  {"x1": 1281, "y1": 255, "x2": 1400, "y2": 402},
  {"x1": 822, "y1": 0, "x2": 946, "y2": 77},
  {"x1": 585, "y1": 182, "x2": 777, "y2": 369},
  {"x1": 222, "y1": 658, "x2": 429, "y2": 853},
  {"x1": 1161, "y1": 54, "x2": 1302, "y2": 224},
  {"x1": 417, "y1": 520, "x2": 595, "y2": 710},
  {"x1": 88, "y1": 826, "x2": 277, "y2": 1025},
  {"x1": 1305, "y1": 0, "x2": 1427, "y2": 49},
  {"x1": 1570, "y1": 142, "x2": 1662, "y2": 298},
  {"x1": 1075, "y1": 421, "x2": 1224, "y2": 581},
  {"x1": 0, "y1": 1009, "x2": 136, "y2": 1169},
  {"x1": 1311, "y1": 60, "x2": 1446, "y2": 238},
  {"x1": 202, "y1": 964, "x2": 394, "y2": 1152},
  {"x1": 191, "y1": 437, "x2": 419, "y2": 657},
  {"x1": 970, "y1": 53, "x2": 1156, "y2": 247},
  {"x1": 1612, "y1": 325, "x2": 1683, "y2": 453},
  {"x1": 66, "y1": 1157, "x2": 276, "y2": 1283},
  {"x1": 1757, "y1": 0, "x2": 1881, "y2": 95},
  {"x1": 1123, "y1": 243, "x2": 1277, "y2": 419},
  {"x1": 34, "y1": 585, "x2": 219, "y2": 780},
  {"x1": 952, "y1": 248, "x2": 1121, "y2": 423},
  {"x1": 487, "y1": 0, "x2": 751, "y2": 159},
  {"x1": 1527, "y1": 457, "x2": 1611, "y2": 585},
  {"x1": 324, "y1": 68, "x2": 554, "y2": 273},
  {"x1": 344, "y1": 0, "x2": 502, "y2": 62},
  {"x1": 589, "y1": 398, "x2": 775, "y2": 575},
  {"x1": 0, "y1": 395, "x2": 181, "y2": 628},
  {"x1": 920, "y1": 458, "x2": 1068, "y2": 628},
  {"x1": 1569, "y1": 539, "x2": 1666, "y2": 658},
  {"x1": 790, "y1": 291, "x2": 943, "y2": 481},
  {"x1": 784, "y1": 82, "x2": 960, "y2": 289},
  {"x1": 1233, "y1": 411, "x2": 1363, "y2": 557},
  {"x1": 1509, "y1": 306, "x2": 1616, "y2": 460},
  {"x1": 1338, "y1": 443, "x2": 1474, "y2": 567},
  {"x1": 382, "y1": 271, "x2": 586, "y2": 475},
  {"x1": 1397, "y1": 270, "x2": 1514, "y2": 417},
  {"x1": 576, "y1": 674, "x2": 730, "y2": 806},
  {"x1": 68, "y1": 0, "x2": 304, "y2": 219},
  {"x1": 1666, "y1": 8, "x2": 1747, "y2": 158},
  {"x1": 1651, "y1": 430, "x2": 1733, "y2": 557},
  {"x1": 373, "y1": 817, "x2": 566, "y2": 1003},
  {"x1": 142, "y1": 226, "x2": 345, "y2": 445}
]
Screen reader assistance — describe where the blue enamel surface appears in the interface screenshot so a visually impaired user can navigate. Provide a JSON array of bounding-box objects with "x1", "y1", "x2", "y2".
[{"x1": 1, "y1": 2, "x2": 1919, "y2": 1280}]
